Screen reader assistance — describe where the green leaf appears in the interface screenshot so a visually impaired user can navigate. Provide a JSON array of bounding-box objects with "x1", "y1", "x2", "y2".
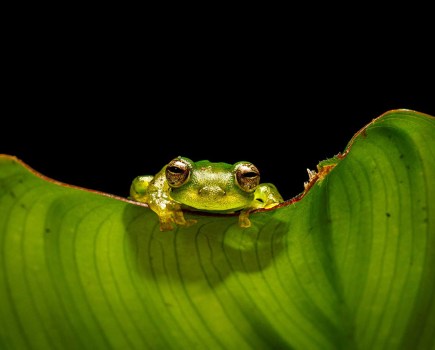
[{"x1": 1, "y1": 109, "x2": 434, "y2": 350}]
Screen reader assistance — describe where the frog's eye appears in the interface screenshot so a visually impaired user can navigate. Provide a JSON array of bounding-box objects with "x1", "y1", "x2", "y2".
[
  {"x1": 166, "y1": 158, "x2": 191, "y2": 188},
  {"x1": 235, "y1": 162, "x2": 260, "y2": 192}
]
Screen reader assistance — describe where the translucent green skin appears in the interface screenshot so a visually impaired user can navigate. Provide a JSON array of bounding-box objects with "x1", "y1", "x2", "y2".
[{"x1": 130, "y1": 158, "x2": 283, "y2": 231}]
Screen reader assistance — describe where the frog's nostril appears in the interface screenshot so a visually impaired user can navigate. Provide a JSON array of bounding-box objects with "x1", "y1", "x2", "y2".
[{"x1": 198, "y1": 186, "x2": 226, "y2": 197}]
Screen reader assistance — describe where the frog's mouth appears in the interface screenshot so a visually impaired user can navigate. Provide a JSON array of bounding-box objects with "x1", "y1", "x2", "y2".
[{"x1": 174, "y1": 185, "x2": 250, "y2": 211}]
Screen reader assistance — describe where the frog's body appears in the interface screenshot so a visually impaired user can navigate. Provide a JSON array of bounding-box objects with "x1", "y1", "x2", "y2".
[{"x1": 130, "y1": 156, "x2": 283, "y2": 231}]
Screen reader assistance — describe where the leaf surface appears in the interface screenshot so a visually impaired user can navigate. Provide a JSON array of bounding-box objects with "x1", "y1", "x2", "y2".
[{"x1": 0, "y1": 109, "x2": 434, "y2": 349}]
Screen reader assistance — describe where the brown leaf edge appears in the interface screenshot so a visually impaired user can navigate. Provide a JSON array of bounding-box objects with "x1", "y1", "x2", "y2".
[{"x1": 1, "y1": 108, "x2": 433, "y2": 217}]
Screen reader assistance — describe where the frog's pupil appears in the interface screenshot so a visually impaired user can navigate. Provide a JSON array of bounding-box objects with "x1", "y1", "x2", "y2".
[
  {"x1": 243, "y1": 172, "x2": 258, "y2": 178},
  {"x1": 169, "y1": 166, "x2": 184, "y2": 174}
]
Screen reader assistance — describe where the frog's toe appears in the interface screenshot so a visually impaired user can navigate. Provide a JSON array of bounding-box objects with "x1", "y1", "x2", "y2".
[
  {"x1": 171, "y1": 210, "x2": 195, "y2": 227},
  {"x1": 264, "y1": 200, "x2": 280, "y2": 209},
  {"x1": 174, "y1": 215, "x2": 197, "y2": 227},
  {"x1": 182, "y1": 219, "x2": 198, "y2": 227},
  {"x1": 239, "y1": 219, "x2": 251, "y2": 228},
  {"x1": 159, "y1": 220, "x2": 175, "y2": 231}
]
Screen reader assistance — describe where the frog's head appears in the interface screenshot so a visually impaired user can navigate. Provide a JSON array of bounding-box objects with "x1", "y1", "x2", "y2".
[{"x1": 165, "y1": 156, "x2": 260, "y2": 211}]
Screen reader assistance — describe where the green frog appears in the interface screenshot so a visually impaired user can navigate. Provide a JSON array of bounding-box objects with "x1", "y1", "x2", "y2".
[{"x1": 130, "y1": 156, "x2": 283, "y2": 231}]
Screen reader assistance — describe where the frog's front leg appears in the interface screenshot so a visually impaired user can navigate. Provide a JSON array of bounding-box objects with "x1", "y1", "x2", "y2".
[
  {"x1": 148, "y1": 194, "x2": 197, "y2": 231},
  {"x1": 238, "y1": 209, "x2": 252, "y2": 228},
  {"x1": 130, "y1": 174, "x2": 196, "y2": 231}
]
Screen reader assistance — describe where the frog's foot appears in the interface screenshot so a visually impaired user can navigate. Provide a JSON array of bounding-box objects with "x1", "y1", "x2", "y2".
[
  {"x1": 173, "y1": 209, "x2": 197, "y2": 227},
  {"x1": 253, "y1": 183, "x2": 284, "y2": 209},
  {"x1": 238, "y1": 209, "x2": 252, "y2": 228},
  {"x1": 158, "y1": 210, "x2": 197, "y2": 231},
  {"x1": 159, "y1": 220, "x2": 176, "y2": 232}
]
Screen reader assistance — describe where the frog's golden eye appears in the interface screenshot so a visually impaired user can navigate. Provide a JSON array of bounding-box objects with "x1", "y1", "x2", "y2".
[
  {"x1": 235, "y1": 162, "x2": 260, "y2": 192},
  {"x1": 166, "y1": 158, "x2": 191, "y2": 188}
]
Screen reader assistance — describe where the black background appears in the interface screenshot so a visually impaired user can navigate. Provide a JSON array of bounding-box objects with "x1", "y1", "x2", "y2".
[{"x1": 2, "y1": 28, "x2": 434, "y2": 202}]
